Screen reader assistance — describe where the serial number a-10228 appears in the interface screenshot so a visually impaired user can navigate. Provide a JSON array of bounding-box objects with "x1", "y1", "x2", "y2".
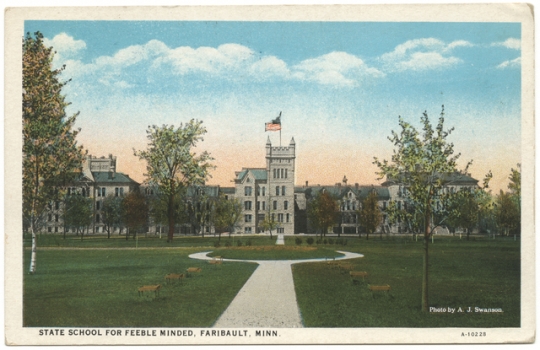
[{"x1": 461, "y1": 331, "x2": 487, "y2": 337}]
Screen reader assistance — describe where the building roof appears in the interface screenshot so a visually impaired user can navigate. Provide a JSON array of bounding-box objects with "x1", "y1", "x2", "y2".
[
  {"x1": 299, "y1": 185, "x2": 390, "y2": 201},
  {"x1": 92, "y1": 172, "x2": 139, "y2": 185},
  {"x1": 236, "y1": 168, "x2": 268, "y2": 182},
  {"x1": 381, "y1": 172, "x2": 478, "y2": 187}
]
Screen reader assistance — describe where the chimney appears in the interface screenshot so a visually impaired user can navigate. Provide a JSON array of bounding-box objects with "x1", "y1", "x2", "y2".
[
  {"x1": 355, "y1": 183, "x2": 359, "y2": 190},
  {"x1": 305, "y1": 180, "x2": 309, "y2": 187}
]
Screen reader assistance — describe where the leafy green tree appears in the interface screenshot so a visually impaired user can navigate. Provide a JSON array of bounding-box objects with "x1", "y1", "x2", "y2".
[
  {"x1": 186, "y1": 187, "x2": 215, "y2": 237},
  {"x1": 494, "y1": 190, "x2": 520, "y2": 236},
  {"x1": 23, "y1": 32, "x2": 85, "y2": 273},
  {"x1": 446, "y1": 187, "x2": 492, "y2": 240},
  {"x1": 148, "y1": 189, "x2": 189, "y2": 236},
  {"x1": 134, "y1": 121, "x2": 213, "y2": 242},
  {"x1": 101, "y1": 194, "x2": 123, "y2": 238},
  {"x1": 373, "y1": 106, "x2": 470, "y2": 312},
  {"x1": 121, "y1": 190, "x2": 149, "y2": 239},
  {"x1": 213, "y1": 194, "x2": 242, "y2": 242},
  {"x1": 63, "y1": 194, "x2": 92, "y2": 240},
  {"x1": 307, "y1": 191, "x2": 339, "y2": 238},
  {"x1": 358, "y1": 191, "x2": 382, "y2": 240},
  {"x1": 259, "y1": 211, "x2": 281, "y2": 239}
]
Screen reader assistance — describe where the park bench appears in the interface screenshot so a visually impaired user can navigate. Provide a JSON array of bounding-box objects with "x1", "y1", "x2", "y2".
[
  {"x1": 186, "y1": 267, "x2": 202, "y2": 277},
  {"x1": 165, "y1": 273, "x2": 184, "y2": 284},
  {"x1": 138, "y1": 284, "x2": 161, "y2": 297},
  {"x1": 208, "y1": 256, "x2": 223, "y2": 265},
  {"x1": 338, "y1": 263, "x2": 354, "y2": 273},
  {"x1": 368, "y1": 284, "x2": 391, "y2": 298},
  {"x1": 349, "y1": 271, "x2": 368, "y2": 283}
]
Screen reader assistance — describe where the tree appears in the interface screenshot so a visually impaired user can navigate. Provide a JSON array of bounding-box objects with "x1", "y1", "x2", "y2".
[
  {"x1": 101, "y1": 195, "x2": 123, "y2": 239},
  {"x1": 188, "y1": 187, "x2": 214, "y2": 238},
  {"x1": 148, "y1": 189, "x2": 189, "y2": 236},
  {"x1": 358, "y1": 191, "x2": 382, "y2": 240},
  {"x1": 259, "y1": 211, "x2": 281, "y2": 239},
  {"x1": 446, "y1": 187, "x2": 491, "y2": 240},
  {"x1": 307, "y1": 191, "x2": 339, "y2": 238},
  {"x1": 63, "y1": 194, "x2": 92, "y2": 240},
  {"x1": 23, "y1": 32, "x2": 86, "y2": 273},
  {"x1": 373, "y1": 106, "x2": 469, "y2": 312},
  {"x1": 494, "y1": 190, "x2": 520, "y2": 236},
  {"x1": 213, "y1": 194, "x2": 242, "y2": 242},
  {"x1": 134, "y1": 121, "x2": 213, "y2": 242},
  {"x1": 121, "y1": 190, "x2": 149, "y2": 240}
]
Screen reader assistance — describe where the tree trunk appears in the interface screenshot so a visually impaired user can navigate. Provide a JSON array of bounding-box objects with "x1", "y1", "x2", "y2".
[
  {"x1": 29, "y1": 214, "x2": 37, "y2": 274},
  {"x1": 466, "y1": 228, "x2": 470, "y2": 241},
  {"x1": 167, "y1": 194, "x2": 175, "y2": 242},
  {"x1": 422, "y1": 214, "x2": 430, "y2": 312}
]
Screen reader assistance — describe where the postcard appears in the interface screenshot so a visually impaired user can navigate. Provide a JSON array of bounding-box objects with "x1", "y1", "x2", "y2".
[{"x1": 4, "y1": 3, "x2": 535, "y2": 345}]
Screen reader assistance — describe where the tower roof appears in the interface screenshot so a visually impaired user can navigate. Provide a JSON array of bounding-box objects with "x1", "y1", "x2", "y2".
[{"x1": 266, "y1": 136, "x2": 272, "y2": 145}]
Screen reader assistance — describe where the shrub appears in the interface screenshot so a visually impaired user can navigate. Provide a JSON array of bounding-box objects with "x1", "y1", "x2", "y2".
[
  {"x1": 225, "y1": 241, "x2": 231, "y2": 247},
  {"x1": 316, "y1": 239, "x2": 322, "y2": 245},
  {"x1": 246, "y1": 239, "x2": 252, "y2": 246},
  {"x1": 214, "y1": 241, "x2": 221, "y2": 248},
  {"x1": 306, "y1": 237, "x2": 314, "y2": 245},
  {"x1": 323, "y1": 239, "x2": 328, "y2": 244},
  {"x1": 295, "y1": 237, "x2": 303, "y2": 245},
  {"x1": 328, "y1": 238, "x2": 334, "y2": 245},
  {"x1": 237, "y1": 240, "x2": 243, "y2": 247}
]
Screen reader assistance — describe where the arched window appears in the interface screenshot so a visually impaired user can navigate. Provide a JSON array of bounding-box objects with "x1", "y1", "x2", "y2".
[
  {"x1": 282, "y1": 186, "x2": 286, "y2": 196},
  {"x1": 284, "y1": 200, "x2": 288, "y2": 210},
  {"x1": 276, "y1": 186, "x2": 280, "y2": 196}
]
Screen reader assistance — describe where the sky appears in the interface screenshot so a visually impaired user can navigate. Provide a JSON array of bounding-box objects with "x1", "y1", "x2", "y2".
[{"x1": 23, "y1": 20, "x2": 522, "y2": 193}]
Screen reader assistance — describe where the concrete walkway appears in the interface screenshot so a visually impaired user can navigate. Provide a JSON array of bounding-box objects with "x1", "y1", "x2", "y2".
[
  {"x1": 275, "y1": 234, "x2": 285, "y2": 245},
  {"x1": 188, "y1": 250, "x2": 363, "y2": 328}
]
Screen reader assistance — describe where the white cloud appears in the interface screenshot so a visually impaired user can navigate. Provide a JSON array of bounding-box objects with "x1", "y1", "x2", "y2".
[
  {"x1": 496, "y1": 57, "x2": 521, "y2": 69},
  {"x1": 58, "y1": 39, "x2": 383, "y2": 89},
  {"x1": 44, "y1": 33, "x2": 86, "y2": 57},
  {"x1": 293, "y1": 51, "x2": 384, "y2": 87},
  {"x1": 491, "y1": 38, "x2": 521, "y2": 50},
  {"x1": 381, "y1": 38, "x2": 468, "y2": 72}
]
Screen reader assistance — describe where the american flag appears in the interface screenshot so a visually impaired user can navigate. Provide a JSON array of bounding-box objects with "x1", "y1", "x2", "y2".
[{"x1": 265, "y1": 112, "x2": 282, "y2": 131}]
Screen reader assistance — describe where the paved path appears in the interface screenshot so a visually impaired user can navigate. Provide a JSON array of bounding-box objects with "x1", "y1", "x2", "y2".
[
  {"x1": 189, "y1": 250, "x2": 363, "y2": 328},
  {"x1": 275, "y1": 234, "x2": 285, "y2": 245}
]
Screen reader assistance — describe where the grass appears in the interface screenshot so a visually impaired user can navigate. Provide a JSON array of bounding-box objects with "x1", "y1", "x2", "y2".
[
  {"x1": 22, "y1": 233, "x2": 280, "y2": 248},
  {"x1": 292, "y1": 236, "x2": 521, "y2": 327},
  {"x1": 23, "y1": 248, "x2": 257, "y2": 327},
  {"x1": 208, "y1": 245, "x2": 344, "y2": 260},
  {"x1": 23, "y1": 234, "x2": 521, "y2": 328}
]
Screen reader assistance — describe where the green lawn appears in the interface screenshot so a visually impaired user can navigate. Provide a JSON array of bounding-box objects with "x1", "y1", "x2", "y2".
[
  {"x1": 23, "y1": 234, "x2": 521, "y2": 328},
  {"x1": 292, "y1": 236, "x2": 521, "y2": 327},
  {"x1": 208, "y1": 246, "x2": 344, "y2": 260},
  {"x1": 23, "y1": 233, "x2": 279, "y2": 248},
  {"x1": 23, "y1": 248, "x2": 257, "y2": 327}
]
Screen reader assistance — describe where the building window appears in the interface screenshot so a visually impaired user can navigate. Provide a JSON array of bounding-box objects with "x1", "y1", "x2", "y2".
[
  {"x1": 281, "y1": 169, "x2": 284, "y2": 178},
  {"x1": 48, "y1": 214, "x2": 52, "y2": 222},
  {"x1": 256, "y1": 201, "x2": 260, "y2": 211},
  {"x1": 55, "y1": 201, "x2": 60, "y2": 210},
  {"x1": 273, "y1": 169, "x2": 276, "y2": 178},
  {"x1": 96, "y1": 201, "x2": 101, "y2": 210},
  {"x1": 245, "y1": 215, "x2": 252, "y2": 223},
  {"x1": 257, "y1": 186, "x2": 260, "y2": 196},
  {"x1": 55, "y1": 214, "x2": 59, "y2": 222},
  {"x1": 244, "y1": 201, "x2": 252, "y2": 211},
  {"x1": 262, "y1": 201, "x2": 266, "y2": 210},
  {"x1": 115, "y1": 188, "x2": 119, "y2": 197},
  {"x1": 284, "y1": 200, "x2": 288, "y2": 210},
  {"x1": 286, "y1": 213, "x2": 290, "y2": 222},
  {"x1": 276, "y1": 186, "x2": 280, "y2": 196},
  {"x1": 278, "y1": 214, "x2": 284, "y2": 222},
  {"x1": 285, "y1": 169, "x2": 288, "y2": 178},
  {"x1": 244, "y1": 227, "x2": 252, "y2": 234},
  {"x1": 245, "y1": 186, "x2": 252, "y2": 196},
  {"x1": 262, "y1": 187, "x2": 266, "y2": 196},
  {"x1": 273, "y1": 201, "x2": 277, "y2": 210},
  {"x1": 271, "y1": 213, "x2": 275, "y2": 221},
  {"x1": 48, "y1": 227, "x2": 52, "y2": 233},
  {"x1": 282, "y1": 186, "x2": 286, "y2": 196},
  {"x1": 120, "y1": 188, "x2": 124, "y2": 196},
  {"x1": 96, "y1": 214, "x2": 100, "y2": 223}
]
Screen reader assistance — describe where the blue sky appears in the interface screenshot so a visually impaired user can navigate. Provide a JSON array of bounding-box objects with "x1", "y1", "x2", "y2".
[{"x1": 24, "y1": 20, "x2": 522, "y2": 192}]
